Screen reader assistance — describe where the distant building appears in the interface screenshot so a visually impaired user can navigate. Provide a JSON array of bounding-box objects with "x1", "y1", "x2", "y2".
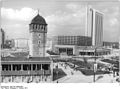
[
  {"x1": 0, "y1": 29, "x2": 1, "y2": 49},
  {"x1": 52, "y1": 35, "x2": 92, "y2": 55},
  {"x1": 4, "y1": 39, "x2": 15, "y2": 49},
  {"x1": 1, "y1": 28, "x2": 5, "y2": 49},
  {"x1": 14, "y1": 38, "x2": 29, "y2": 49},
  {"x1": 52, "y1": 35, "x2": 110, "y2": 56},
  {"x1": 54, "y1": 35, "x2": 92, "y2": 46},
  {"x1": 103, "y1": 41, "x2": 119, "y2": 49}
]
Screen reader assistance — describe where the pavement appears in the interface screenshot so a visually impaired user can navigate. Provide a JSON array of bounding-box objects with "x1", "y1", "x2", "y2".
[{"x1": 54, "y1": 62, "x2": 118, "y2": 83}]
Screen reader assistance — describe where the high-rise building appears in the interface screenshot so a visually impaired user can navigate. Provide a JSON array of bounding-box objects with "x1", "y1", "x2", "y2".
[
  {"x1": 29, "y1": 13, "x2": 47, "y2": 57},
  {"x1": 1, "y1": 28, "x2": 5, "y2": 49},
  {"x1": 89, "y1": 8, "x2": 103, "y2": 47}
]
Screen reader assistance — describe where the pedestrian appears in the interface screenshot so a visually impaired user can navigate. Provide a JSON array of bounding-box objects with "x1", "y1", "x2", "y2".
[{"x1": 116, "y1": 72, "x2": 119, "y2": 76}]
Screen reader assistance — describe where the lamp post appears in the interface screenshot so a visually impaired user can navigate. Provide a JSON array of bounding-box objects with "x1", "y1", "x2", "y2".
[
  {"x1": 119, "y1": 37, "x2": 120, "y2": 82},
  {"x1": 93, "y1": 47, "x2": 97, "y2": 83}
]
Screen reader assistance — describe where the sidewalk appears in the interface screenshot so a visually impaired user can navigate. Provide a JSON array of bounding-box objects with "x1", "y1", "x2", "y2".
[
  {"x1": 54, "y1": 62, "x2": 118, "y2": 83},
  {"x1": 55, "y1": 62, "x2": 93, "y2": 83}
]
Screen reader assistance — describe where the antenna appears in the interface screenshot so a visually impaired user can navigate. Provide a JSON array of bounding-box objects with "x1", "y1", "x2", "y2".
[{"x1": 37, "y1": 9, "x2": 40, "y2": 15}]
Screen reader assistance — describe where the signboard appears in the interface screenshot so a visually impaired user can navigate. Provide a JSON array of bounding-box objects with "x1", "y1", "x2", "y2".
[{"x1": 94, "y1": 63, "x2": 97, "y2": 73}]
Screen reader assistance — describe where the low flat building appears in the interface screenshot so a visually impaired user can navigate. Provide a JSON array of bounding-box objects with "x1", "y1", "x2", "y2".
[
  {"x1": 1, "y1": 56, "x2": 53, "y2": 82},
  {"x1": 52, "y1": 35, "x2": 111, "y2": 56},
  {"x1": 103, "y1": 41, "x2": 119, "y2": 49}
]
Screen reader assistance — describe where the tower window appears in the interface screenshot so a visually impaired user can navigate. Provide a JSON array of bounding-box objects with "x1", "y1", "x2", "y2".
[
  {"x1": 41, "y1": 25, "x2": 43, "y2": 29},
  {"x1": 38, "y1": 40, "x2": 41, "y2": 44},
  {"x1": 38, "y1": 34, "x2": 41, "y2": 38}
]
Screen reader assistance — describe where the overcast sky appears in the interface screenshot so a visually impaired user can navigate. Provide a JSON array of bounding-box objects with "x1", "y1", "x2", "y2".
[{"x1": 1, "y1": 0, "x2": 120, "y2": 42}]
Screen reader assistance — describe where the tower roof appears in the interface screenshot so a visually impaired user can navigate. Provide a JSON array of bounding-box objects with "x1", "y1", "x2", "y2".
[{"x1": 30, "y1": 14, "x2": 47, "y2": 25}]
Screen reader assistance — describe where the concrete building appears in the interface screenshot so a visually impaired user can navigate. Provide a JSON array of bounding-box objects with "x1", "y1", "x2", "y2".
[
  {"x1": 56, "y1": 35, "x2": 92, "y2": 46},
  {"x1": 52, "y1": 35, "x2": 92, "y2": 56},
  {"x1": 4, "y1": 39, "x2": 15, "y2": 49},
  {"x1": 103, "y1": 41, "x2": 119, "y2": 49},
  {"x1": 52, "y1": 35, "x2": 110, "y2": 56},
  {"x1": 90, "y1": 8, "x2": 103, "y2": 47},
  {"x1": 0, "y1": 29, "x2": 2, "y2": 49},
  {"x1": 1, "y1": 28, "x2": 5, "y2": 49}
]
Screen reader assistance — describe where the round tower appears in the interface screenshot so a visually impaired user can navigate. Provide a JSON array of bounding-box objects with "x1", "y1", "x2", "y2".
[{"x1": 29, "y1": 13, "x2": 47, "y2": 57}]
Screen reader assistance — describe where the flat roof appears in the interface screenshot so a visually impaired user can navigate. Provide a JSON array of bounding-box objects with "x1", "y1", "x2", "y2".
[{"x1": 1, "y1": 56, "x2": 52, "y2": 63}]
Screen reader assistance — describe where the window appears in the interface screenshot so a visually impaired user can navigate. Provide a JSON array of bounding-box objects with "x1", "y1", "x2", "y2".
[
  {"x1": 37, "y1": 64, "x2": 41, "y2": 70},
  {"x1": 38, "y1": 40, "x2": 41, "y2": 44},
  {"x1": 38, "y1": 34, "x2": 41, "y2": 38},
  {"x1": 33, "y1": 64, "x2": 36, "y2": 70},
  {"x1": 2, "y1": 64, "x2": 9, "y2": 71},
  {"x1": 13, "y1": 64, "x2": 21, "y2": 71},
  {"x1": 23, "y1": 64, "x2": 31, "y2": 71},
  {"x1": 41, "y1": 25, "x2": 43, "y2": 29}
]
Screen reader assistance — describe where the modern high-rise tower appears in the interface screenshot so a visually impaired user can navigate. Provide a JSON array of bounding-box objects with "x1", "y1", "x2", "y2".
[
  {"x1": 29, "y1": 13, "x2": 47, "y2": 57},
  {"x1": 89, "y1": 8, "x2": 103, "y2": 47}
]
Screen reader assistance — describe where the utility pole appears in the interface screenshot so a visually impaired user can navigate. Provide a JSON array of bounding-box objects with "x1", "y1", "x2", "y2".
[
  {"x1": 119, "y1": 37, "x2": 120, "y2": 81},
  {"x1": 93, "y1": 47, "x2": 97, "y2": 83}
]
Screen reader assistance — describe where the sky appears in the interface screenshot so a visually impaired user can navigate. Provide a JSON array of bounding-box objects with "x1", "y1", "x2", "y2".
[{"x1": 1, "y1": 0, "x2": 120, "y2": 42}]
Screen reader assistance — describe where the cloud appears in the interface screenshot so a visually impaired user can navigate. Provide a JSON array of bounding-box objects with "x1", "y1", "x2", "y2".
[
  {"x1": 45, "y1": 3, "x2": 87, "y2": 37},
  {"x1": 66, "y1": 3, "x2": 78, "y2": 11},
  {"x1": 109, "y1": 18, "x2": 118, "y2": 26},
  {"x1": 1, "y1": 7, "x2": 37, "y2": 21}
]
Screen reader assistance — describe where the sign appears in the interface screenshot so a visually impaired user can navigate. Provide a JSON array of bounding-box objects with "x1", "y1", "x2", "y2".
[{"x1": 94, "y1": 63, "x2": 97, "y2": 73}]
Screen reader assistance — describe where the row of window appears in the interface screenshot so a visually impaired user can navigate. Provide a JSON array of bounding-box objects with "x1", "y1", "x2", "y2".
[
  {"x1": 30, "y1": 24, "x2": 46, "y2": 30},
  {"x1": 2, "y1": 64, "x2": 50, "y2": 71}
]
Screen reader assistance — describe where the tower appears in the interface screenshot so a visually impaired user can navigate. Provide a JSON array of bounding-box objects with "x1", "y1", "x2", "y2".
[
  {"x1": 89, "y1": 8, "x2": 103, "y2": 47},
  {"x1": 29, "y1": 13, "x2": 47, "y2": 57}
]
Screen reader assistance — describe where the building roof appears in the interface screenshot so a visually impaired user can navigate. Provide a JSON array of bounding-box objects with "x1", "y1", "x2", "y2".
[
  {"x1": 78, "y1": 46, "x2": 111, "y2": 52},
  {"x1": 30, "y1": 14, "x2": 47, "y2": 25},
  {"x1": 1, "y1": 56, "x2": 52, "y2": 63}
]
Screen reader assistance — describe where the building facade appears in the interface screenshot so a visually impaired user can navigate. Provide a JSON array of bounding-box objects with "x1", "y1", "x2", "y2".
[
  {"x1": 54, "y1": 35, "x2": 92, "y2": 46},
  {"x1": 4, "y1": 39, "x2": 15, "y2": 49},
  {"x1": 1, "y1": 57, "x2": 53, "y2": 83},
  {"x1": 1, "y1": 28, "x2": 5, "y2": 49},
  {"x1": 52, "y1": 35, "x2": 111, "y2": 56},
  {"x1": 52, "y1": 35, "x2": 92, "y2": 55},
  {"x1": 1, "y1": 13, "x2": 53, "y2": 83},
  {"x1": 103, "y1": 41, "x2": 119, "y2": 49},
  {"x1": 90, "y1": 9, "x2": 103, "y2": 47}
]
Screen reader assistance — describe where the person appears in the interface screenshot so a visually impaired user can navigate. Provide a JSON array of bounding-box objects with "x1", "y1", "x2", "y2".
[
  {"x1": 57, "y1": 80, "x2": 58, "y2": 83},
  {"x1": 116, "y1": 72, "x2": 119, "y2": 76},
  {"x1": 71, "y1": 71, "x2": 73, "y2": 75}
]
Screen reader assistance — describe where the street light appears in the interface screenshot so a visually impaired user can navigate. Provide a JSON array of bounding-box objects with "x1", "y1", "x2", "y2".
[
  {"x1": 93, "y1": 47, "x2": 97, "y2": 83},
  {"x1": 119, "y1": 37, "x2": 120, "y2": 81}
]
